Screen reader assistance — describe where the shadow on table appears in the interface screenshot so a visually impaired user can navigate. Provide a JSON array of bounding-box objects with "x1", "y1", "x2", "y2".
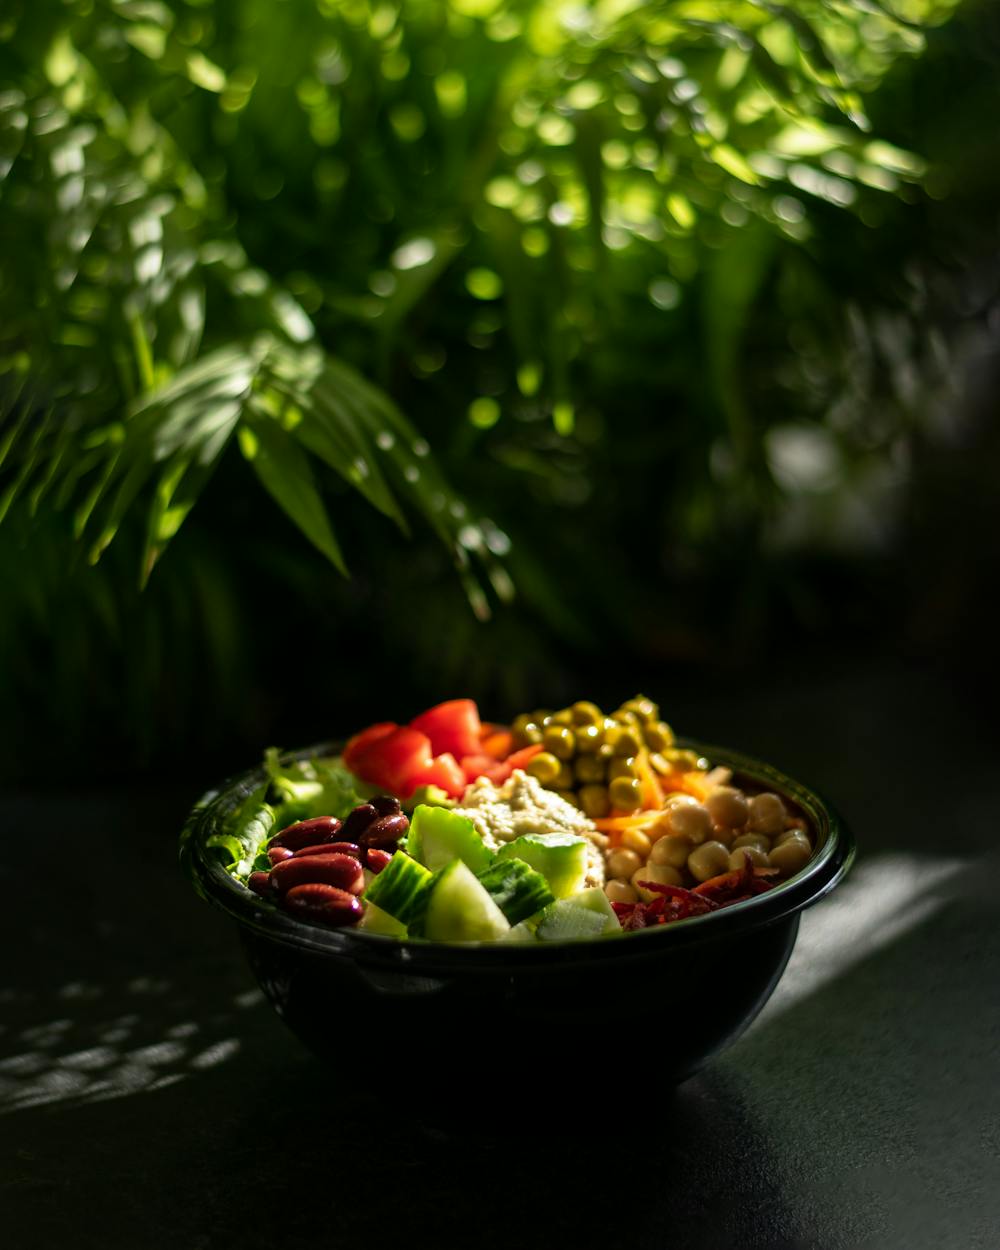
[{"x1": 5, "y1": 854, "x2": 997, "y2": 1250}]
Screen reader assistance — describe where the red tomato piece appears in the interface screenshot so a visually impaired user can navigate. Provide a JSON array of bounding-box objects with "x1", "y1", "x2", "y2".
[
  {"x1": 503, "y1": 744, "x2": 543, "y2": 772},
  {"x1": 343, "y1": 722, "x2": 397, "y2": 772},
  {"x1": 405, "y1": 752, "x2": 467, "y2": 799},
  {"x1": 350, "y1": 726, "x2": 432, "y2": 794},
  {"x1": 459, "y1": 754, "x2": 512, "y2": 785},
  {"x1": 409, "y1": 699, "x2": 482, "y2": 761}
]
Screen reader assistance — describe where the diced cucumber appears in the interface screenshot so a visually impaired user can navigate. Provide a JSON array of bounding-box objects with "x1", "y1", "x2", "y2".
[
  {"x1": 422, "y1": 860, "x2": 511, "y2": 942},
  {"x1": 477, "y1": 857, "x2": 554, "y2": 925},
  {"x1": 406, "y1": 804, "x2": 493, "y2": 874},
  {"x1": 535, "y1": 888, "x2": 623, "y2": 941},
  {"x1": 362, "y1": 851, "x2": 434, "y2": 926},
  {"x1": 504, "y1": 921, "x2": 538, "y2": 942},
  {"x1": 496, "y1": 833, "x2": 588, "y2": 899},
  {"x1": 358, "y1": 902, "x2": 408, "y2": 937}
]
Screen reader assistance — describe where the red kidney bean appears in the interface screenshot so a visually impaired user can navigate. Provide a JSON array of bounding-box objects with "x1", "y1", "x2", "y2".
[
  {"x1": 269, "y1": 853, "x2": 364, "y2": 897},
  {"x1": 358, "y1": 813, "x2": 409, "y2": 850},
  {"x1": 282, "y1": 883, "x2": 362, "y2": 928},
  {"x1": 370, "y1": 794, "x2": 402, "y2": 817},
  {"x1": 269, "y1": 816, "x2": 343, "y2": 852},
  {"x1": 364, "y1": 848, "x2": 392, "y2": 874},
  {"x1": 292, "y1": 841, "x2": 361, "y2": 860},
  {"x1": 268, "y1": 846, "x2": 294, "y2": 865},
  {"x1": 341, "y1": 803, "x2": 378, "y2": 843},
  {"x1": 248, "y1": 871, "x2": 271, "y2": 897}
]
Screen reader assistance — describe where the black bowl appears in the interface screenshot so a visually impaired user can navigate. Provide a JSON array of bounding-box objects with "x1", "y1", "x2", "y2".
[{"x1": 181, "y1": 740, "x2": 854, "y2": 1112}]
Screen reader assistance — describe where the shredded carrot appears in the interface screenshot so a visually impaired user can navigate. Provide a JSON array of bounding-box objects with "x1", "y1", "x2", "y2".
[
  {"x1": 594, "y1": 811, "x2": 660, "y2": 833},
  {"x1": 634, "y1": 749, "x2": 664, "y2": 810}
]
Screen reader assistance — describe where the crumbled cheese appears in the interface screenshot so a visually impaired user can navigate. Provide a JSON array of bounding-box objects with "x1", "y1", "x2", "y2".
[{"x1": 453, "y1": 770, "x2": 606, "y2": 889}]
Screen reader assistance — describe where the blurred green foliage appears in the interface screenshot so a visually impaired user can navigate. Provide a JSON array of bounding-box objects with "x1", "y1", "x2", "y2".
[{"x1": 2, "y1": 0, "x2": 996, "y2": 779}]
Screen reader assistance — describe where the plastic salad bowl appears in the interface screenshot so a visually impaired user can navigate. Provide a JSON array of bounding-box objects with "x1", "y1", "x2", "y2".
[{"x1": 181, "y1": 739, "x2": 854, "y2": 1104}]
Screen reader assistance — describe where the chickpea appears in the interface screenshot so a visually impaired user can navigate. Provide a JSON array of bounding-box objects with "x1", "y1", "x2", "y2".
[
  {"x1": 706, "y1": 786, "x2": 750, "y2": 830},
  {"x1": 632, "y1": 862, "x2": 682, "y2": 901},
  {"x1": 774, "y1": 828, "x2": 812, "y2": 849},
  {"x1": 710, "y1": 825, "x2": 737, "y2": 848},
  {"x1": 605, "y1": 879, "x2": 638, "y2": 905},
  {"x1": 642, "y1": 812, "x2": 672, "y2": 844},
  {"x1": 607, "y1": 847, "x2": 642, "y2": 880},
  {"x1": 687, "y1": 840, "x2": 731, "y2": 883},
  {"x1": 621, "y1": 828, "x2": 652, "y2": 857},
  {"x1": 729, "y1": 845, "x2": 770, "y2": 871},
  {"x1": 650, "y1": 834, "x2": 693, "y2": 869},
  {"x1": 665, "y1": 798, "x2": 712, "y2": 844},
  {"x1": 732, "y1": 833, "x2": 770, "y2": 853},
  {"x1": 769, "y1": 833, "x2": 812, "y2": 876},
  {"x1": 748, "y1": 792, "x2": 787, "y2": 835}
]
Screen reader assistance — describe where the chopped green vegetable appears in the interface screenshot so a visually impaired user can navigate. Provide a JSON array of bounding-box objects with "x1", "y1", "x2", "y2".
[
  {"x1": 421, "y1": 859, "x2": 511, "y2": 942},
  {"x1": 403, "y1": 784, "x2": 456, "y2": 811},
  {"x1": 263, "y1": 748, "x2": 363, "y2": 824},
  {"x1": 535, "y1": 888, "x2": 622, "y2": 941},
  {"x1": 358, "y1": 902, "x2": 408, "y2": 937},
  {"x1": 207, "y1": 782, "x2": 275, "y2": 879},
  {"x1": 476, "y1": 857, "x2": 554, "y2": 925},
  {"x1": 363, "y1": 850, "x2": 434, "y2": 927},
  {"x1": 495, "y1": 833, "x2": 589, "y2": 898},
  {"x1": 406, "y1": 804, "x2": 493, "y2": 874}
]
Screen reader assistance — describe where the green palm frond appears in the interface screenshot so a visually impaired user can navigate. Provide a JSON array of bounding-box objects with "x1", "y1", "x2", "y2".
[{"x1": 0, "y1": 336, "x2": 510, "y2": 614}]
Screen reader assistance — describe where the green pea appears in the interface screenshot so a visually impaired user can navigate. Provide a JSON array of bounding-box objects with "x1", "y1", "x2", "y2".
[
  {"x1": 526, "y1": 752, "x2": 561, "y2": 785},
  {"x1": 549, "y1": 708, "x2": 574, "y2": 727},
  {"x1": 574, "y1": 723, "x2": 603, "y2": 754},
  {"x1": 555, "y1": 762, "x2": 575, "y2": 789},
  {"x1": 665, "y1": 748, "x2": 701, "y2": 771},
  {"x1": 608, "y1": 756, "x2": 637, "y2": 780},
  {"x1": 643, "y1": 723, "x2": 673, "y2": 752},
  {"x1": 570, "y1": 700, "x2": 603, "y2": 726},
  {"x1": 542, "y1": 724, "x2": 576, "y2": 760},
  {"x1": 578, "y1": 784, "x2": 611, "y2": 818},
  {"x1": 575, "y1": 755, "x2": 606, "y2": 784},
  {"x1": 608, "y1": 775, "x2": 642, "y2": 812},
  {"x1": 613, "y1": 727, "x2": 643, "y2": 757},
  {"x1": 512, "y1": 714, "x2": 542, "y2": 746}
]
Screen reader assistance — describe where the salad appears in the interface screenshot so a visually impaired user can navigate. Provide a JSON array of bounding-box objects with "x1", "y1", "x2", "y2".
[{"x1": 211, "y1": 697, "x2": 817, "y2": 942}]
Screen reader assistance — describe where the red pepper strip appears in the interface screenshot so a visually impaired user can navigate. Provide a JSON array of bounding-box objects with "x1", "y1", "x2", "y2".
[
  {"x1": 693, "y1": 854, "x2": 778, "y2": 903},
  {"x1": 636, "y1": 880, "x2": 720, "y2": 913}
]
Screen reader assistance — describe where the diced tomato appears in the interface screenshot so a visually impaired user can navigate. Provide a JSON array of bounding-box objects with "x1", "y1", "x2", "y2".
[
  {"x1": 479, "y1": 727, "x2": 514, "y2": 760},
  {"x1": 409, "y1": 699, "x2": 482, "y2": 761},
  {"x1": 459, "y1": 753, "x2": 512, "y2": 785},
  {"x1": 343, "y1": 721, "x2": 397, "y2": 772},
  {"x1": 405, "y1": 752, "x2": 467, "y2": 799},
  {"x1": 503, "y1": 744, "x2": 543, "y2": 773},
  {"x1": 349, "y1": 726, "x2": 432, "y2": 795}
]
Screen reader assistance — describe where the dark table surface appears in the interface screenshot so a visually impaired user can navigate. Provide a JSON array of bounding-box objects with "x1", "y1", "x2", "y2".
[{"x1": 3, "y1": 662, "x2": 999, "y2": 1250}]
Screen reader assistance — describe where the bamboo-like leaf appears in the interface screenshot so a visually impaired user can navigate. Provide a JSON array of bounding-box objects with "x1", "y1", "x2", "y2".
[{"x1": 241, "y1": 407, "x2": 348, "y2": 576}]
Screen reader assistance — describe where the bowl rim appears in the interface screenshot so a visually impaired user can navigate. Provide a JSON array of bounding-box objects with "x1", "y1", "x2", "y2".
[{"x1": 180, "y1": 737, "x2": 855, "y2": 968}]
